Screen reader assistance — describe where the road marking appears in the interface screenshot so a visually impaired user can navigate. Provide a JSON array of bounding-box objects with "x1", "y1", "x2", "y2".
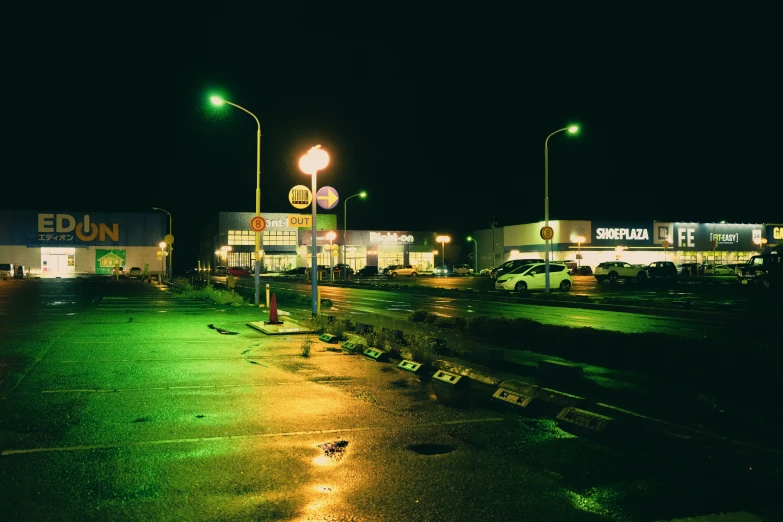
[
  {"x1": 41, "y1": 379, "x2": 356, "y2": 394},
  {"x1": 1, "y1": 417, "x2": 504, "y2": 456},
  {"x1": 58, "y1": 356, "x2": 270, "y2": 363}
]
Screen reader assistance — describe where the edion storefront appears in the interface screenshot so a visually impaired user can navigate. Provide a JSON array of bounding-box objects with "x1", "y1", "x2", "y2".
[
  {"x1": 0, "y1": 210, "x2": 166, "y2": 276},
  {"x1": 477, "y1": 219, "x2": 768, "y2": 271}
]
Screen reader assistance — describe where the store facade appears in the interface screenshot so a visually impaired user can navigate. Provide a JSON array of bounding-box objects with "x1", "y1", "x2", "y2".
[
  {"x1": 475, "y1": 219, "x2": 770, "y2": 271},
  {"x1": 0, "y1": 210, "x2": 166, "y2": 277}
]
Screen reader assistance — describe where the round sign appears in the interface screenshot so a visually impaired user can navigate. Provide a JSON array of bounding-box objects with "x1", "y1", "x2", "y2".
[
  {"x1": 661, "y1": 240, "x2": 670, "y2": 249},
  {"x1": 250, "y1": 216, "x2": 267, "y2": 232},
  {"x1": 164, "y1": 234, "x2": 174, "y2": 245},
  {"x1": 540, "y1": 226, "x2": 554, "y2": 241},
  {"x1": 289, "y1": 185, "x2": 312, "y2": 209}
]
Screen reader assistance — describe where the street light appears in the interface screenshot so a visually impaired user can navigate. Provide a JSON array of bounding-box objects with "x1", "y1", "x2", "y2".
[
  {"x1": 572, "y1": 235, "x2": 585, "y2": 271},
  {"x1": 210, "y1": 95, "x2": 264, "y2": 306},
  {"x1": 300, "y1": 145, "x2": 330, "y2": 317},
  {"x1": 467, "y1": 236, "x2": 479, "y2": 273},
  {"x1": 544, "y1": 124, "x2": 580, "y2": 292},
  {"x1": 343, "y1": 191, "x2": 367, "y2": 281},
  {"x1": 158, "y1": 241, "x2": 167, "y2": 282},
  {"x1": 325, "y1": 231, "x2": 337, "y2": 282},
  {"x1": 152, "y1": 207, "x2": 172, "y2": 281},
  {"x1": 436, "y1": 235, "x2": 451, "y2": 271}
]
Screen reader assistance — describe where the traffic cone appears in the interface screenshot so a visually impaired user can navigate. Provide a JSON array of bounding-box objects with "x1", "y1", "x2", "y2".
[{"x1": 265, "y1": 293, "x2": 284, "y2": 325}]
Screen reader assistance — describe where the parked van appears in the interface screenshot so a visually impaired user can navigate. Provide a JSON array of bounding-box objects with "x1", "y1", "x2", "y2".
[
  {"x1": 0, "y1": 263, "x2": 14, "y2": 279},
  {"x1": 737, "y1": 249, "x2": 782, "y2": 289}
]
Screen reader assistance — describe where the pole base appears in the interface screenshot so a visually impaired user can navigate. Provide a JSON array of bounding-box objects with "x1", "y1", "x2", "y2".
[{"x1": 264, "y1": 320, "x2": 284, "y2": 325}]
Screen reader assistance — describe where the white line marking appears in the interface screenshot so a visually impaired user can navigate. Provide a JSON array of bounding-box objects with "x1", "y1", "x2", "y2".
[
  {"x1": 41, "y1": 380, "x2": 356, "y2": 393},
  {"x1": 1, "y1": 417, "x2": 504, "y2": 456}
]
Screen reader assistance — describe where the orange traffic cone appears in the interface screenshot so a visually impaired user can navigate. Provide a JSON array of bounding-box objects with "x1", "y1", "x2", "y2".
[{"x1": 265, "y1": 293, "x2": 284, "y2": 325}]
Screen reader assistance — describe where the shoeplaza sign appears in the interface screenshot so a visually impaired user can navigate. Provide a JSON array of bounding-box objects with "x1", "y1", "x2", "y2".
[{"x1": 591, "y1": 221, "x2": 766, "y2": 250}]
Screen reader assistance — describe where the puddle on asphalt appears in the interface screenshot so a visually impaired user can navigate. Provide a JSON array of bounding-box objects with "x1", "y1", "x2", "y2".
[{"x1": 407, "y1": 443, "x2": 456, "y2": 455}]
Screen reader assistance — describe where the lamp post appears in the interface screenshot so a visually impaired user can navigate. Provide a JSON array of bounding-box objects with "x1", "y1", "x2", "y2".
[
  {"x1": 467, "y1": 236, "x2": 479, "y2": 273},
  {"x1": 158, "y1": 241, "x2": 167, "y2": 282},
  {"x1": 343, "y1": 191, "x2": 367, "y2": 281},
  {"x1": 299, "y1": 145, "x2": 330, "y2": 317},
  {"x1": 573, "y1": 235, "x2": 585, "y2": 271},
  {"x1": 325, "y1": 231, "x2": 337, "y2": 282},
  {"x1": 210, "y1": 95, "x2": 263, "y2": 306},
  {"x1": 152, "y1": 207, "x2": 172, "y2": 281},
  {"x1": 544, "y1": 124, "x2": 580, "y2": 292},
  {"x1": 436, "y1": 235, "x2": 451, "y2": 271}
]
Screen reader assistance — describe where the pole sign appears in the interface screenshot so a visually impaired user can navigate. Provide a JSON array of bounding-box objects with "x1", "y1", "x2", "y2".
[
  {"x1": 289, "y1": 185, "x2": 312, "y2": 209},
  {"x1": 250, "y1": 216, "x2": 266, "y2": 232},
  {"x1": 317, "y1": 186, "x2": 339, "y2": 210},
  {"x1": 540, "y1": 226, "x2": 554, "y2": 241}
]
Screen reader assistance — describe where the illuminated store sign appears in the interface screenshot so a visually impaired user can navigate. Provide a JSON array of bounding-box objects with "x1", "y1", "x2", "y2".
[
  {"x1": 38, "y1": 213, "x2": 119, "y2": 242},
  {"x1": 369, "y1": 232, "x2": 414, "y2": 243},
  {"x1": 595, "y1": 228, "x2": 649, "y2": 241}
]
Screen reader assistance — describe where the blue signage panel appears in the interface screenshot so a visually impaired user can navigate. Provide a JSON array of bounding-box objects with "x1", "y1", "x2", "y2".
[
  {"x1": 0, "y1": 210, "x2": 166, "y2": 247},
  {"x1": 671, "y1": 222, "x2": 765, "y2": 251},
  {"x1": 590, "y1": 221, "x2": 654, "y2": 246}
]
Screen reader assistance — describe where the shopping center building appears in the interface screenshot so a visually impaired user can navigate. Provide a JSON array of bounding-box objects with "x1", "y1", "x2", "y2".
[
  {"x1": 0, "y1": 210, "x2": 167, "y2": 277},
  {"x1": 470, "y1": 220, "x2": 780, "y2": 271}
]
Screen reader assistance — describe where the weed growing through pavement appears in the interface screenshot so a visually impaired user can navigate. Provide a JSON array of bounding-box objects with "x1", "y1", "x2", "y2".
[{"x1": 300, "y1": 337, "x2": 312, "y2": 358}]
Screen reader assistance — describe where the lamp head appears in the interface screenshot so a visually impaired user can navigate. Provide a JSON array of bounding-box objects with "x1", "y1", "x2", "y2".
[
  {"x1": 567, "y1": 125, "x2": 580, "y2": 134},
  {"x1": 359, "y1": 191, "x2": 367, "y2": 198},
  {"x1": 210, "y1": 96, "x2": 225, "y2": 106},
  {"x1": 467, "y1": 236, "x2": 473, "y2": 242},
  {"x1": 159, "y1": 241, "x2": 167, "y2": 249},
  {"x1": 299, "y1": 145, "x2": 330, "y2": 175},
  {"x1": 325, "y1": 231, "x2": 337, "y2": 241}
]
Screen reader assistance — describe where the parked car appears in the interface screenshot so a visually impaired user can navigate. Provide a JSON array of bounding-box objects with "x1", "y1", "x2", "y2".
[
  {"x1": 594, "y1": 261, "x2": 648, "y2": 283},
  {"x1": 215, "y1": 266, "x2": 227, "y2": 276},
  {"x1": 479, "y1": 266, "x2": 496, "y2": 276},
  {"x1": 491, "y1": 258, "x2": 542, "y2": 280},
  {"x1": 703, "y1": 264, "x2": 734, "y2": 275},
  {"x1": 285, "y1": 267, "x2": 307, "y2": 276},
  {"x1": 727, "y1": 263, "x2": 748, "y2": 273},
  {"x1": 356, "y1": 266, "x2": 379, "y2": 276},
  {"x1": 381, "y1": 265, "x2": 402, "y2": 275},
  {"x1": 304, "y1": 265, "x2": 330, "y2": 278},
  {"x1": 332, "y1": 264, "x2": 354, "y2": 277},
  {"x1": 432, "y1": 264, "x2": 472, "y2": 276},
  {"x1": 0, "y1": 263, "x2": 15, "y2": 278},
  {"x1": 737, "y1": 249, "x2": 782, "y2": 289},
  {"x1": 227, "y1": 266, "x2": 251, "y2": 276},
  {"x1": 495, "y1": 262, "x2": 572, "y2": 292},
  {"x1": 128, "y1": 266, "x2": 143, "y2": 279},
  {"x1": 646, "y1": 261, "x2": 677, "y2": 279},
  {"x1": 386, "y1": 265, "x2": 418, "y2": 278},
  {"x1": 680, "y1": 262, "x2": 700, "y2": 276}
]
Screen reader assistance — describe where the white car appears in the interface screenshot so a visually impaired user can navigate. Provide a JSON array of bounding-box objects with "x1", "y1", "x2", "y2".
[
  {"x1": 495, "y1": 262, "x2": 572, "y2": 292},
  {"x1": 593, "y1": 261, "x2": 648, "y2": 283},
  {"x1": 387, "y1": 265, "x2": 418, "y2": 278},
  {"x1": 128, "y1": 267, "x2": 143, "y2": 278}
]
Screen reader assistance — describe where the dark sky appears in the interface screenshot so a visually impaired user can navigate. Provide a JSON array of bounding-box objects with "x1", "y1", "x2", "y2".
[{"x1": 3, "y1": 6, "x2": 780, "y2": 265}]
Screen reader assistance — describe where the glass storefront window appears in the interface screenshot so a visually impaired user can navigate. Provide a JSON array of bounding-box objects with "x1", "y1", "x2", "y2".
[{"x1": 409, "y1": 252, "x2": 435, "y2": 272}]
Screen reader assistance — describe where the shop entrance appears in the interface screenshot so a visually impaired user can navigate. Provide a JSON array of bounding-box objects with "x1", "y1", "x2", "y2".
[{"x1": 41, "y1": 247, "x2": 75, "y2": 275}]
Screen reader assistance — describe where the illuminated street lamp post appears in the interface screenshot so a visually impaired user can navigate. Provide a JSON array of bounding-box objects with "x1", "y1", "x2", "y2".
[
  {"x1": 152, "y1": 207, "x2": 172, "y2": 281},
  {"x1": 544, "y1": 124, "x2": 580, "y2": 292},
  {"x1": 573, "y1": 235, "x2": 585, "y2": 271},
  {"x1": 299, "y1": 145, "x2": 330, "y2": 317},
  {"x1": 325, "y1": 231, "x2": 336, "y2": 282},
  {"x1": 432, "y1": 250, "x2": 439, "y2": 272},
  {"x1": 343, "y1": 191, "x2": 367, "y2": 281},
  {"x1": 467, "y1": 236, "x2": 479, "y2": 273},
  {"x1": 436, "y1": 235, "x2": 451, "y2": 271},
  {"x1": 210, "y1": 95, "x2": 263, "y2": 306},
  {"x1": 158, "y1": 241, "x2": 167, "y2": 282}
]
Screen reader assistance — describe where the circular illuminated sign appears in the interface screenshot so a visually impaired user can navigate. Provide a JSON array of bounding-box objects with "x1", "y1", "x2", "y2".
[
  {"x1": 250, "y1": 216, "x2": 267, "y2": 232},
  {"x1": 540, "y1": 226, "x2": 554, "y2": 241},
  {"x1": 289, "y1": 185, "x2": 312, "y2": 209},
  {"x1": 661, "y1": 240, "x2": 670, "y2": 249}
]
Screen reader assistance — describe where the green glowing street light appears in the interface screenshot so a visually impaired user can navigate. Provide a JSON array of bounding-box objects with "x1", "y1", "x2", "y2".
[
  {"x1": 343, "y1": 191, "x2": 367, "y2": 281},
  {"x1": 544, "y1": 123, "x2": 580, "y2": 292},
  {"x1": 467, "y1": 236, "x2": 479, "y2": 273},
  {"x1": 209, "y1": 94, "x2": 264, "y2": 306}
]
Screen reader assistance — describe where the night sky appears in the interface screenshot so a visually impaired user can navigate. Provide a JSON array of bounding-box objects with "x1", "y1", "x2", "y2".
[{"x1": 3, "y1": 6, "x2": 780, "y2": 266}]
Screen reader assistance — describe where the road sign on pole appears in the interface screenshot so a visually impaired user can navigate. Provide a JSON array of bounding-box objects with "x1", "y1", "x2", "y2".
[
  {"x1": 317, "y1": 186, "x2": 339, "y2": 210},
  {"x1": 540, "y1": 226, "x2": 554, "y2": 241},
  {"x1": 289, "y1": 185, "x2": 312, "y2": 209},
  {"x1": 250, "y1": 216, "x2": 266, "y2": 232}
]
